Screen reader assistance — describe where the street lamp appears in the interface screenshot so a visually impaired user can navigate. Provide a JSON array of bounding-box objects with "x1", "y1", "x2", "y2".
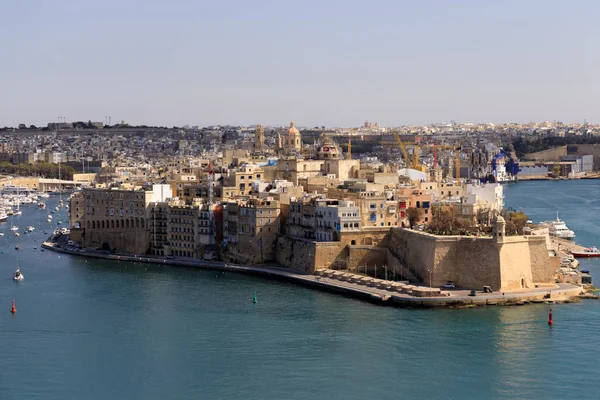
[{"x1": 427, "y1": 269, "x2": 433, "y2": 295}]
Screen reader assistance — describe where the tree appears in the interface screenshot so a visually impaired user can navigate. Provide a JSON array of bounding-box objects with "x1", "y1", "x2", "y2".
[
  {"x1": 29, "y1": 124, "x2": 37, "y2": 129},
  {"x1": 406, "y1": 207, "x2": 422, "y2": 229},
  {"x1": 552, "y1": 164, "x2": 561, "y2": 177},
  {"x1": 18, "y1": 124, "x2": 26, "y2": 129},
  {"x1": 500, "y1": 209, "x2": 529, "y2": 235},
  {"x1": 426, "y1": 206, "x2": 477, "y2": 235}
]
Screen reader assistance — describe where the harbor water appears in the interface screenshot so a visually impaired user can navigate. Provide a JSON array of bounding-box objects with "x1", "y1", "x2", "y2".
[{"x1": 1, "y1": 183, "x2": 600, "y2": 399}]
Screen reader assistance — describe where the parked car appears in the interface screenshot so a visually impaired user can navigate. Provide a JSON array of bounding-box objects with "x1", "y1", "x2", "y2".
[
  {"x1": 442, "y1": 281, "x2": 456, "y2": 289},
  {"x1": 468, "y1": 290, "x2": 477, "y2": 296}
]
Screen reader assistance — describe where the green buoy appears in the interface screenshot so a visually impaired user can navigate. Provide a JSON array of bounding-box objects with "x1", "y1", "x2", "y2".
[{"x1": 252, "y1": 291, "x2": 257, "y2": 304}]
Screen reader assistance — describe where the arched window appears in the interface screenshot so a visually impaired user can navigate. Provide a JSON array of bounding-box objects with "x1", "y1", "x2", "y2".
[
  {"x1": 111, "y1": 220, "x2": 114, "y2": 229},
  {"x1": 141, "y1": 219, "x2": 145, "y2": 228}
]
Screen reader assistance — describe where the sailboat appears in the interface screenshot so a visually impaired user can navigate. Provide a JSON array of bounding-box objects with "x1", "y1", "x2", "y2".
[
  {"x1": 13, "y1": 188, "x2": 22, "y2": 216},
  {"x1": 13, "y1": 248, "x2": 24, "y2": 281},
  {"x1": 10, "y1": 213, "x2": 18, "y2": 231}
]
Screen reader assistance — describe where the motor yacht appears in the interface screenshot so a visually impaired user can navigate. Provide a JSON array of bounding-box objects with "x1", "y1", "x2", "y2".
[{"x1": 540, "y1": 213, "x2": 575, "y2": 240}]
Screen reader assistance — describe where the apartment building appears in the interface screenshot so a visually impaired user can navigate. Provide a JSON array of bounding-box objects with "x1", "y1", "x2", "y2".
[{"x1": 223, "y1": 197, "x2": 280, "y2": 263}]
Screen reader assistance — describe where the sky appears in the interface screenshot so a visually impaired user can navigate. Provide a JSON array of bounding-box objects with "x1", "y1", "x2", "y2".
[{"x1": 1, "y1": 0, "x2": 599, "y2": 128}]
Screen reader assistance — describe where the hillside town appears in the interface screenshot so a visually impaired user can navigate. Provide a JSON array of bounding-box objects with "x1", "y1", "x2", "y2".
[{"x1": 0, "y1": 120, "x2": 597, "y2": 294}]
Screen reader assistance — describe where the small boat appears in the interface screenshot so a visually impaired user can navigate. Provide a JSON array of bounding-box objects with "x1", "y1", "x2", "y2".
[
  {"x1": 38, "y1": 202, "x2": 46, "y2": 210},
  {"x1": 47, "y1": 215, "x2": 53, "y2": 220},
  {"x1": 14, "y1": 251, "x2": 23, "y2": 281},
  {"x1": 14, "y1": 232, "x2": 19, "y2": 237},
  {"x1": 581, "y1": 269, "x2": 590, "y2": 274},
  {"x1": 571, "y1": 247, "x2": 600, "y2": 258},
  {"x1": 13, "y1": 269, "x2": 23, "y2": 281},
  {"x1": 13, "y1": 210, "x2": 22, "y2": 216},
  {"x1": 26, "y1": 226, "x2": 35, "y2": 232},
  {"x1": 10, "y1": 226, "x2": 18, "y2": 231}
]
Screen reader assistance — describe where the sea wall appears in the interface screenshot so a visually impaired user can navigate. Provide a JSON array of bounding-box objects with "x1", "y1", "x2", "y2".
[
  {"x1": 277, "y1": 228, "x2": 555, "y2": 291},
  {"x1": 85, "y1": 229, "x2": 150, "y2": 255}
]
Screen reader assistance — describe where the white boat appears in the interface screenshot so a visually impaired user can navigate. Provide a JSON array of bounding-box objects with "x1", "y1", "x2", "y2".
[
  {"x1": 26, "y1": 226, "x2": 35, "y2": 232},
  {"x1": 14, "y1": 251, "x2": 23, "y2": 281},
  {"x1": 540, "y1": 213, "x2": 575, "y2": 240},
  {"x1": 47, "y1": 215, "x2": 53, "y2": 220},
  {"x1": 10, "y1": 226, "x2": 18, "y2": 231},
  {"x1": 13, "y1": 269, "x2": 23, "y2": 281},
  {"x1": 14, "y1": 232, "x2": 19, "y2": 237},
  {"x1": 0, "y1": 233, "x2": 4, "y2": 236}
]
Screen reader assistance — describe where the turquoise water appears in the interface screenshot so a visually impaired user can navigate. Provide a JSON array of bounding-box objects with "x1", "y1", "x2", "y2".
[{"x1": 0, "y1": 186, "x2": 599, "y2": 399}]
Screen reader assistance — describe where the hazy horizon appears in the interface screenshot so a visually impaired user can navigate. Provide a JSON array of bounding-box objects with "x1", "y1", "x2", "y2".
[{"x1": 1, "y1": 0, "x2": 598, "y2": 127}]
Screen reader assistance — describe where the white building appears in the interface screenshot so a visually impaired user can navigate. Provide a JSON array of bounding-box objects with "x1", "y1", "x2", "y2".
[{"x1": 315, "y1": 199, "x2": 361, "y2": 241}]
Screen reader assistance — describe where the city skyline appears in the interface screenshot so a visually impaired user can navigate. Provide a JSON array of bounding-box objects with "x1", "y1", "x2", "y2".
[{"x1": 1, "y1": 0, "x2": 598, "y2": 127}]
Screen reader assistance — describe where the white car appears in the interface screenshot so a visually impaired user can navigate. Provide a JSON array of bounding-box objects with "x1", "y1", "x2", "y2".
[{"x1": 442, "y1": 282, "x2": 456, "y2": 289}]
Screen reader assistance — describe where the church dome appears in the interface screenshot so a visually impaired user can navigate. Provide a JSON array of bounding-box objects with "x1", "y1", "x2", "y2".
[{"x1": 287, "y1": 121, "x2": 300, "y2": 136}]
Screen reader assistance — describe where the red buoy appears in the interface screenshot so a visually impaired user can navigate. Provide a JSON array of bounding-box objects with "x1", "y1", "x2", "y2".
[
  {"x1": 10, "y1": 300, "x2": 16, "y2": 314},
  {"x1": 548, "y1": 308, "x2": 553, "y2": 326}
]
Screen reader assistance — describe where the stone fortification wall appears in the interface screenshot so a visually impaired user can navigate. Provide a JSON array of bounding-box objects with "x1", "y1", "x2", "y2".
[
  {"x1": 277, "y1": 228, "x2": 555, "y2": 291},
  {"x1": 388, "y1": 228, "x2": 555, "y2": 291},
  {"x1": 348, "y1": 246, "x2": 387, "y2": 274},
  {"x1": 389, "y1": 230, "x2": 502, "y2": 289},
  {"x1": 528, "y1": 236, "x2": 556, "y2": 283},
  {"x1": 276, "y1": 235, "x2": 346, "y2": 274},
  {"x1": 498, "y1": 236, "x2": 533, "y2": 290},
  {"x1": 385, "y1": 249, "x2": 418, "y2": 282}
]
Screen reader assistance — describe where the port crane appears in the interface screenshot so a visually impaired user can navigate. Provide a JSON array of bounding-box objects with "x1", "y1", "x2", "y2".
[{"x1": 392, "y1": 132, "x2": 426, "y2": 172}]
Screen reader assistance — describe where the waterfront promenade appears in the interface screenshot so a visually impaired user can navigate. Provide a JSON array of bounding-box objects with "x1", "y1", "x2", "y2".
[{"x1": 42, "y1": 240, "x2": 583, "y2": 308}]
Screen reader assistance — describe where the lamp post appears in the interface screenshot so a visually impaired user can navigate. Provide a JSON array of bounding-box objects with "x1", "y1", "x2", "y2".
[{"x1": 427, "y1": 269, "x2": 433, "y2": 295}]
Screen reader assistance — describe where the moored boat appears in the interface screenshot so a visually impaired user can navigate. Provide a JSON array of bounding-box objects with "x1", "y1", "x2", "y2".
[
  {"x1": 571, "y1": 247, "x2": 600, "y2": 258},
  {"x1": 540, "y1": 212, "x2": 575, "y2": 240}
]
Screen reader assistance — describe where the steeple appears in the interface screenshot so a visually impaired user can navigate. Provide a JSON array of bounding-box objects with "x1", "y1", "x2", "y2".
[{"x1": 254, "y1": 124, "x2": 264, "y2": 150}]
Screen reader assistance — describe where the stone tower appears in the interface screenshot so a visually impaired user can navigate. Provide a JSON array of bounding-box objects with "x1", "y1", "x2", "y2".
[
  {"x1": 284, "y1": 121, "x2": 302, "y2": 152},
  {"x1": 254, "y1": 124, "x2": 265, "y2": 150},
  {"x1": 493, "y1": 214, "x2": 506, "y2": 243}
]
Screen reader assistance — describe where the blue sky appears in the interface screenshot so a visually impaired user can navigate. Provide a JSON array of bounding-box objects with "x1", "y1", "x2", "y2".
[{"x1": 1, "y1": 0, "x2": 598, "y2": 127}]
